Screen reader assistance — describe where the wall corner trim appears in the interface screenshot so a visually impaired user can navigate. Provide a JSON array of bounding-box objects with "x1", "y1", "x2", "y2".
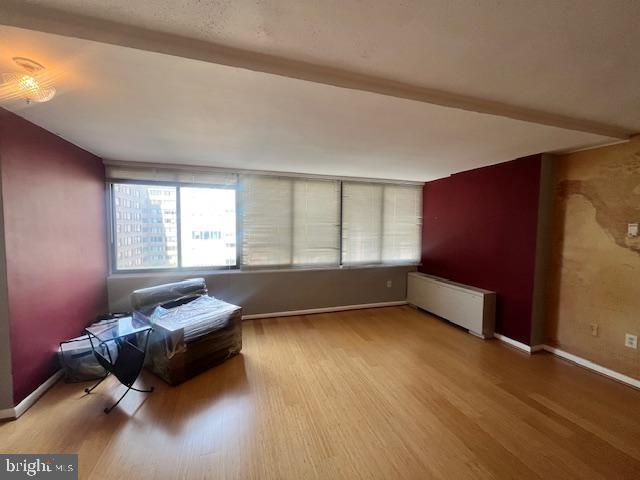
[
  {"x1": 542, "y1": 345, "x2": 640, "y2": 390},
  {"x1": 493, "y1": 333, "x2": 538, "y2": 353},
  {"x1": 0, "y1": 370, "x2": 63, "y2": 421},
  {"x1": 242, "y1": 301, "x2": 408, "y2": 320}
]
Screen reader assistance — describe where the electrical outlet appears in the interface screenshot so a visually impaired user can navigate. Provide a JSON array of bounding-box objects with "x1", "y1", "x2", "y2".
[
  {"x1": 625, "y1": 334, "x2": 638, "y2": 349},
  {"x1": 590, "y1": 323, "x2": 599, "y2": 337},
  {"x1": 386, "y1": 280, "x2": 393, "y2": 288}
]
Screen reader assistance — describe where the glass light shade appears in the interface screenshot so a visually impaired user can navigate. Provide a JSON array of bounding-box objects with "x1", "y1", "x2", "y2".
[{"x1": 1, "y1": 72, "x2": 56, "y2": 103}]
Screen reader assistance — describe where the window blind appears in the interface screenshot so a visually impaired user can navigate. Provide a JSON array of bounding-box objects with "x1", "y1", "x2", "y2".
[
  {"x1": 341, "y1": 183, "x2": 384, "y2": 265},
  {"x1": 382, "y1": 185, "x2": 422, "y2": 263},
  {"x1": 293, "y1": 179, "x2": 340, "y2": 265},
  {"x1": 241, "y1": 176, "x2": 292, "y2": 266},
  {"x1": 241, "y1": 176, "x2": 340, "y2": 267},
  {"x1": 105, "y1": 164, "x2": 237, "y2": 186},
  {"x1": 342, "y1": 182, "x2": 422, "y2": 265}
]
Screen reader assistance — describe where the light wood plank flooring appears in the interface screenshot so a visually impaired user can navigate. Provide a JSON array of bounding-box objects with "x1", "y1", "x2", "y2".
[{"x1": 2, "y1": 306, "x2": 640, "y2": 479}]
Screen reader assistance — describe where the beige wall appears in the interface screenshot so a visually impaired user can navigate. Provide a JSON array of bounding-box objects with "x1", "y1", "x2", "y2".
[
  {"x1": 108, "y1": 265, "x2": 415, "y2": 314},
  {"x1": 546, "y1": 136, "x2": 640, "y2": 380}
]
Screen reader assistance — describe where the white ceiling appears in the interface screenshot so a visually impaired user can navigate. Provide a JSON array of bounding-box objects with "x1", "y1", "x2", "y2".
[
  {"x1": 0, "y1": 26, "x2": 614, "y2": 181},
  {"x1": 10, "y1": 0, "x2": 640, "y2": 133},
  {"x1": 1, "y1": 0, "x2": 636, "y2": 181}
]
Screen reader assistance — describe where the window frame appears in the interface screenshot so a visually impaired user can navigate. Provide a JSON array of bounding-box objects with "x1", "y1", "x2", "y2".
[
  {"x1": 108, "y1": 179, "x2": 241, "y2": 274},
  {"x1": 107, "y1": 177, "x2": 421, "y2": 275}
]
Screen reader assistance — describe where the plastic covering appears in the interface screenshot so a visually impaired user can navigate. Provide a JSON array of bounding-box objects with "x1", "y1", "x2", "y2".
[
  {"x1": 131, "y1": 277, "x2": 208, "y2": 314},
  {"x1": 132, "y1": 278, "x2": 242, "y2": 385},
  {"x1": 58, "y1": 333, "x2": 118, "y2": 383}
]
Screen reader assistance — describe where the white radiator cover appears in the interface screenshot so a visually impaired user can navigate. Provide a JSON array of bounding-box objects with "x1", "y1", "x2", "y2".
[{"x1": 407, "y1": 272, "x2": 496, "y2": 338}]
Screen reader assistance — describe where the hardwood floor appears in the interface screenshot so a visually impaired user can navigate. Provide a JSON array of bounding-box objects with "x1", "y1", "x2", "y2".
[{"x1": 2, "y1": 306, "x2": 640, "y2": 479}]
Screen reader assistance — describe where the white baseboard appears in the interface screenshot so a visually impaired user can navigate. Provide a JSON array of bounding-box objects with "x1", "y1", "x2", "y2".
[
  {"x1": 242, "y1": 300, "x2": 408, "y2": 320},
  {"x1": 0, "y1": 370, "x2": 63, "y2": 421},
  {"x1": 542, "y1": 345, "x2": 640, "y2": 390},
  {"x1": 530, "y1": 344, "x2": 545, "y2": 353},
  {"x1": 493, "y1": 333, "x2": 536, "y2": 353},
  {"x1": 493, "y1": 333, "x2": 640, "y2": 390}
]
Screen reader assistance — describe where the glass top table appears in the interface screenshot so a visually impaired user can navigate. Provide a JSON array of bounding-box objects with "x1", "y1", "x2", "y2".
[
  {"x1": 84, "y1": 315, "x2": 154, "y2": 413},
  {"x1": 85, "y1": 315, "x2": 152, "y2": 342}
]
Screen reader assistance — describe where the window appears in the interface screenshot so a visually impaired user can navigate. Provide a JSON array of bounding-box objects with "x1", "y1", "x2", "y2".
[
  {"x1": 241, "y1": 176, "x2": 340, "y2": 267},
  {"x1": 341, "y1": 183, "x2": 383, "y2": 264},
  {"x1": 108, "y1": 166, "x2": 421, "y2": 272},
  {"x1": 382, "y1": 185, "x2": 422, "y2": 263},
  {"x1": 180, "y1": 187, "x2": 236, "y2": 268},
  {"x1": 111, "y1": 183, "x2": 237, "y2": 271},
  {"x1": 113, "y1": 184, "x2": 178, "y2": 270},
  {"x1": 293, "y1": 179, "x2": 340, "y2": 265},
  {"x1": 241, "y1": 176, "x2": 293, "y2": 266},
  {"x1": 341, "y1": 182, "x2": 422, "y2": 265}
]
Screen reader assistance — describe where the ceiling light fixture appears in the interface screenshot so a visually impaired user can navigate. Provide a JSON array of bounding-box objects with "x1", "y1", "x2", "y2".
[{"x1": 1, "y1": 57, "x2": 56, "y2": 103}]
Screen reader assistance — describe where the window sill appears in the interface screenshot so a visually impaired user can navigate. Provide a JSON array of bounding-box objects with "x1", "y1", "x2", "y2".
[{"x1": 108, "y1": 263, "x2": 420, "y2": 279}]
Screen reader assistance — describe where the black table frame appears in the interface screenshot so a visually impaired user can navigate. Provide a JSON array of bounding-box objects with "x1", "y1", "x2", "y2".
[{"x1": 85, "y1": 325, "x2": 154, "y2": 413}]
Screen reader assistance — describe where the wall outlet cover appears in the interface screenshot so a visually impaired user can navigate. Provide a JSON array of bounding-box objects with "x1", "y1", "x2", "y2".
[
  {"x1": 386, "y1": 280, "x2": 393, "y2": 288},
  {"x1": 625, "y1": 333, "x2": 638, "y2": 349},
  {"x1": 590, "y1": 323, "x2": 599, "y2": 337}
]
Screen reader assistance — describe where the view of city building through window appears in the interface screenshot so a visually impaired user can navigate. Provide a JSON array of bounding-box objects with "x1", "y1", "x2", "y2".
[
  {"x1": 113, "y1": 183, "x2": 236, "y2": 270},
  {"x1": 113, "y1": 184, "x2": 178, "y2": 269}
]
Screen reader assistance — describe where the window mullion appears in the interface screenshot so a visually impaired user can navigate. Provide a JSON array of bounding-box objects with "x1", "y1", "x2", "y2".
[
  {"x1": 290, "y1": 179, "x2": 295, "y2": 266},
  {"x1": 339, "y1": 181, "x2": 344, "y2": 267},
  {"x1": 380, "y1": 184, "x2": 386, "y2": 264},
  {"x1": 108, "y1": 183, "x2": 117, "y2": 273},
  {"x1": 176, "y1": 185, "x2": 183, "y2": 269},
  {"x1": 236, "y1": 181, "x2": 243, "y2": 269}
]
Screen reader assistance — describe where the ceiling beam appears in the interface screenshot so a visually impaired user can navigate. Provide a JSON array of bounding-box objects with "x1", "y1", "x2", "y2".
[{"x1": 0, "y1": 0, "x2": 632, "y2": 140}]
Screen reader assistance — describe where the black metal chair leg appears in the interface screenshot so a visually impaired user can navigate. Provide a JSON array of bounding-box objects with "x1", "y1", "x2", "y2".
[
  {"x1": 84, "y1": 326, "x2": 155, "y2": 413},
  {"x1": 129, "y1": 385, "x2": 154, "y2": 393},
  {"x1": 84, "y1": 373, "x2": 110, "y2": 394}
]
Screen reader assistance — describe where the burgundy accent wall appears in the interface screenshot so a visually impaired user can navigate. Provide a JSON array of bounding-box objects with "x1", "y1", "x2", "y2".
[
  {"x1": 420, "y1": 155, "x2": 542, "y2": 344},
  {"x1": 0, "y1": 109, "x2": 108, "y2": 404}
]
